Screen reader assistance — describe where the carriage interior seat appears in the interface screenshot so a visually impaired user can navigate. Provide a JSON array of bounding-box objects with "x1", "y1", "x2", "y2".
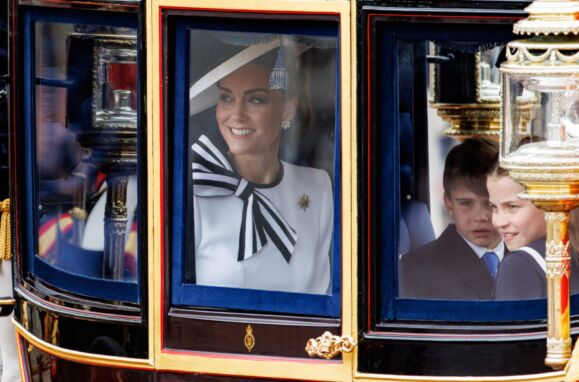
[{"x1": 398, "y1": 111, "x2": 436, "y2": 256}]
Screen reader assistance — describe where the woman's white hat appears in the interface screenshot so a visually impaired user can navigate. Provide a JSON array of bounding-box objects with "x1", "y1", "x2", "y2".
[{"x1": 188, "y1": 37, "x2": 281, "y2": 116}]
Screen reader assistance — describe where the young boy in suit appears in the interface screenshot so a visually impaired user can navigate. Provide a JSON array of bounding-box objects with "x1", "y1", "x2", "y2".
[{"x1": 399, "y1": 138, "x2": 503, "y2": 300}]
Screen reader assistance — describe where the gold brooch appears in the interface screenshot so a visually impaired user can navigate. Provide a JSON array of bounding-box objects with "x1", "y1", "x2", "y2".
[{"x1": 298, "y1": 194, "x2": 310, "y2": 211}]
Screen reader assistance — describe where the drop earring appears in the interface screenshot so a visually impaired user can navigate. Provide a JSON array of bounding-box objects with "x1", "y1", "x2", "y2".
[{"x1": 282, "y1": 120, "x2": 291, "y2": 130}]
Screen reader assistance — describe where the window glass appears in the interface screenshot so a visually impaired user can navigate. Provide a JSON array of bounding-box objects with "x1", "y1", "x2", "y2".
[
  {"x1": 29, "y1": 15, "x2": 139, "y2": 301},
  {"x1": 370, "y1": 21, "x2": 579, "y2": 323},
  {"x1": 397, "y1": 40, "x2": 507, "y2": 301}
]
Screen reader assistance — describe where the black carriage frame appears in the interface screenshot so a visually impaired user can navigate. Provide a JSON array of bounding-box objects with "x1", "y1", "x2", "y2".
[{"x1": 9, "y1": 0, "x2": 149, "y2": 360}]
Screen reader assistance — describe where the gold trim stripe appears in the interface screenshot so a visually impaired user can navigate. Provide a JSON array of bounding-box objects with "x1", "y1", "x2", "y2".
[
  {"x1": 14, "y1": 320, "x2": 154, "y2": 369},
  {"x1": 354, "y1": 371, "x2": 566, "y2": 382},
  {"x1": 17, "y1": 330, "x2": 28, "y2": 382}
]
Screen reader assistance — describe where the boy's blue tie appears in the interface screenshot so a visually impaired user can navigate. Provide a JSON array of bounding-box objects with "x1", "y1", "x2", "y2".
[{"x1": 482, "y1": 252, "x2": 499, "y2": 279}]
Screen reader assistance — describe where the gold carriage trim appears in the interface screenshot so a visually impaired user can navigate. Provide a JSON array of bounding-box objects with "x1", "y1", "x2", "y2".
[
  {"x1": 13, "y1": 320, "x2": 154, "y2": 369},
  {"x1": 244, "y1": 324, "x2": 255, "y2": 352}
]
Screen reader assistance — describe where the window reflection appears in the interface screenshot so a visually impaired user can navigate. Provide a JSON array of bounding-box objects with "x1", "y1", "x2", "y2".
[
  {"x1": 34, "y1": 22, "x2": 138, "y2": 283},
  {"x1": 395, "y1": 41, "x2": 560, "y2": 301}
]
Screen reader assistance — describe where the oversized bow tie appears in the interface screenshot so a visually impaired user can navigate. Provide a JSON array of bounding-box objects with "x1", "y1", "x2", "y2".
[{"x1": 192, "y1": 135, "x2": 297, "y2": 263}]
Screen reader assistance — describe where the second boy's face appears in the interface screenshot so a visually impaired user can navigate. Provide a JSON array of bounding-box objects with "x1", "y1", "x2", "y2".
[
  {"x1": 444, "y1": 186, "x2": 501, "y2": 249},
  {"x1": 487, "y1": 175, "x2": 546, "y2": 251}
]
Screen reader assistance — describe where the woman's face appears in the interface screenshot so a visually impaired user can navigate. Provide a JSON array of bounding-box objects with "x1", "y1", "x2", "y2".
[
  {"x1": 487, "y1": 174, "x2": 546, "y2": 251},
  {"x1": 216, "y1": 64, "x2": 295, "y2": 160}
]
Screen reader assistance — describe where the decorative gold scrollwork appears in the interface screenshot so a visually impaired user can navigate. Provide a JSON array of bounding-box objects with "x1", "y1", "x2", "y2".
[
  {"x1": 305, "y1": 331, "x2": 356, "y2": 359},
  {"x1": 545, "y1": 212, "x2": 569, "y2": 224},
  {"x1": 547, "y1": 261, "x2": 571, "y2": 278},
  {"x1": 546, "y1": 240, "x2": 571, "y2": 259},
  {"x1": 244, "y1": 324, "x2": 255, "y2": 352}
]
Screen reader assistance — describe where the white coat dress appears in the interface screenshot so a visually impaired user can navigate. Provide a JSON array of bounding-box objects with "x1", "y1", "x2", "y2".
[{"x1": 194, "y1": 160, "x2": 333, "y2": 295}]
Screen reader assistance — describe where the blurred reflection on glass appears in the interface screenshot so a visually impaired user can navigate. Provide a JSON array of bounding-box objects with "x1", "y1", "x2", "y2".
[{"x1": 35, "y1": 22, "x2": 138, "y2": 283}]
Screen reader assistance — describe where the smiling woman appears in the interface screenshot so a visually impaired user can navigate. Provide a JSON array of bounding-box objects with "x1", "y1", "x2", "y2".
[
  {"x1": 215, "y1": 63, "x2": 295, "y2": 184},
  {"x1": 183, "y1": 30, "x2": 337, "y2": 297}
]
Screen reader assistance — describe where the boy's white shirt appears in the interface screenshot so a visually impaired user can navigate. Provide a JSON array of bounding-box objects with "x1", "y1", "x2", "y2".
[{"x1": 460, "y1": 233, "x2": 505, "y2": 262}]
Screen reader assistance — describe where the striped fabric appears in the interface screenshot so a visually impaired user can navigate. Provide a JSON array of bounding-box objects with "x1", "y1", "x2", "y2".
[
  {"x1": 38, "y1": 213, "x2": 74, "y2": 259},
  {"x1": 192, "y1": 135, "x2": 297, "y2": 263}
]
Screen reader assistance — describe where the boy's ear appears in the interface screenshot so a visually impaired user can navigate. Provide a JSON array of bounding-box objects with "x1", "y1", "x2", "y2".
[{"x1": 443, "y1": 192, "x2": 455, "y2": 220}]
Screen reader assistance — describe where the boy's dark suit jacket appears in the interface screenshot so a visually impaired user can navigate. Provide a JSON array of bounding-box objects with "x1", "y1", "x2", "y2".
[{"x1": 399, "y1": 224, "x2": 500, "y2": 300}]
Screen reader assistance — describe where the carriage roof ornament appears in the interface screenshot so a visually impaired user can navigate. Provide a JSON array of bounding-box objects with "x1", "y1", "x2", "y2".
[
  {"x1": 513, "y1": 0, "x2": 579, "y2": 36},
  {"x1": 499, "y1": 0, "x2": 579, "y2": 373},
  {"x1": 428, "y1": 42, "x2": 504, "y2": 141}
]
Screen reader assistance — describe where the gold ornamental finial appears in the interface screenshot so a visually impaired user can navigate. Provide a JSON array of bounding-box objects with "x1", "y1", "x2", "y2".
[
  {"x1": 514, "y1": 0, "x2": 579, "y2": 36},
  {"x1": 0, "y1": 199, "x2": 11, "y2": 261}
]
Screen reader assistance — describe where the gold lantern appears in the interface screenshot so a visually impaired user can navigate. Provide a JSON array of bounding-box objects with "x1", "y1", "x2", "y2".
[
  {"x1": 430, "y1": 44, "x2": 503, "y2": 141},
  {"x1": 499, "y1": 0, "x2": 579, "y2": 370}
]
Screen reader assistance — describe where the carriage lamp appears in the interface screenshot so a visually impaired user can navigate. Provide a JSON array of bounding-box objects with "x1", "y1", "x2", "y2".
[
  {"x1": 499, "y1": 0, "x2": 579, "y2": 370},
  {"x1": 68, "y1": 34, "x2": 138, "y2": 280},
  {"x1": 429, "y1": 45, "x2": 503, "y2": 141}
]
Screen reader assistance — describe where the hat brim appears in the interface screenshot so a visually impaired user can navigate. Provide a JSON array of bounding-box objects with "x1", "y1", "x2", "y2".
[{"x1": 188, "y1": 39, "x2": 281, "y2": 116}]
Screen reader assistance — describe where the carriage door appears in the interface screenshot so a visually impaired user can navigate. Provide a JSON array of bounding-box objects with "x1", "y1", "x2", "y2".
[
  {"x1": 355, "y1": 3, "x2": 571, "y2": 380},
  {"x1": 149, "y1": 0, "x2": 354, "y2": 380}
]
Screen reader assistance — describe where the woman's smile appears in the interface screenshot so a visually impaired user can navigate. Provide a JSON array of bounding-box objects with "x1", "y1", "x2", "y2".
[
  {"x1": 500, "y1": 231, "x2": 518, "y2": 244},
  {"x1": 230, "y1": 127, "x2": 255, "y2": 137}
]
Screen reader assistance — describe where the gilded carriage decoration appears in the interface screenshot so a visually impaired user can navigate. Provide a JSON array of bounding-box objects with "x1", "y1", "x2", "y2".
[{"x1": 244, "y1": 324, "x2": 255, "y2": 352}]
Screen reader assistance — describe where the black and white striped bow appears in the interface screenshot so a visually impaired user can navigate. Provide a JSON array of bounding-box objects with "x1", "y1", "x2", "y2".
[{"x1": 192, "y1": 135, "x2": 297, "y2": 263}]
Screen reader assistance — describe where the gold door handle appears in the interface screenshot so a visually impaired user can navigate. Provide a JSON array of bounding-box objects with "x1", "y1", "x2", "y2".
[
  {"x1": 305, "y1": 331, "x2": 357, "y2": 359},
  {"x1": 0, "y1": 298, "x2": 15, "y2": 306}
]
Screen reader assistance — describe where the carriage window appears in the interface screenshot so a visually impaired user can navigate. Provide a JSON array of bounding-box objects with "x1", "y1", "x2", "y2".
[
  {"x1": 24, "y1": 11, "x2": 140, "y2": 302},
  {"x1": 169, "y1": 18, "x2": 341, "y2": 316},
  {"x1": 371, "y1": 21, "x2": 579, "y2": 322}
]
